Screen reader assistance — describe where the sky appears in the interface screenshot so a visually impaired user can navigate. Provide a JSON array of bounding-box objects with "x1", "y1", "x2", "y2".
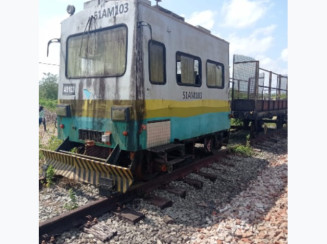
[{"x1": 38, "y1": 0, "x2": 288, "y2": 81}]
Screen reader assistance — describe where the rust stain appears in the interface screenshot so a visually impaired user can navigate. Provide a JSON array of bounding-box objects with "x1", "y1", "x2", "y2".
[
  {"x1": 78, "y1": 81, "x2": 84, "y2": 100},
  {"x1": 114, "y1": 77, "x2": 120, "y2": 102},
  {"x1": 99, "y1": 78, "x2": 105, "y2": 100}
]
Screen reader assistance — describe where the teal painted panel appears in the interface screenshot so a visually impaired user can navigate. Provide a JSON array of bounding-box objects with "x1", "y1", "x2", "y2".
[
  {"x1": 57, "y1": 116, "x2": 140, "y2": 151},
  {"x1": 57, "y1": 111, "x2": 230, "y2": 151},
  {"x1": 144, "y1": 112, "x2": 230, "y2": 142},
  {"x1": 171, "y1": 112, "x2": 230, "y2": 140}
]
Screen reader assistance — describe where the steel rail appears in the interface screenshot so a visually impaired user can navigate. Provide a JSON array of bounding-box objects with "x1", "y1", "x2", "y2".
[{"x1": 39, "y1": 150, "x2": 227, "y2": 240}]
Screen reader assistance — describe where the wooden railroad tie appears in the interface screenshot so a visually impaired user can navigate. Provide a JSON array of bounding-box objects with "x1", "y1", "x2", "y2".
[
  {"x1": 195, "y1": 171, "x2": 217, "y2": 182},
  {"x1": 113, "y1": 207, "x2": 145, "y2": 224},
  {"x1": 83, "y1": 223, "x2": 117, "y2": 242},
  {"x1": 165, "y1": 187, "x2": 187, "y2": 198},
  {"x1": 182, "y1": 178, "x2": 203, "y2": 189},
  {"x1": 146, "y1": 195, "x2": 173, "y2": 209}
]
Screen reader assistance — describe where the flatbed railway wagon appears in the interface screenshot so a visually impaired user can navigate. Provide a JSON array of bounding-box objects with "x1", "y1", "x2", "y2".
[
  {"x1": 41, "y1": 0, "x2": 231, "y2": 194},
  {"x1": 230, "y1": 54, "x2": 288, "y2": 134}
]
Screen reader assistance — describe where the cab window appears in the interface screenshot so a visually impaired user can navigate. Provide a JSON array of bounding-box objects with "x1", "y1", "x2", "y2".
[{"x1": 149, "y1": 40, "x2": 166, "y2": 84}]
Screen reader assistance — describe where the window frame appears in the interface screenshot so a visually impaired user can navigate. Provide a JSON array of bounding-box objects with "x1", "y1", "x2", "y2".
[
  {"x1": 148, "y1": 40, "x2": 166, "y2": 85},
  {"x1": 65, "y1": 24, "x2": 128, "y2": 79},
  {"x1": 176, "y1": 51, "x2": 202, "y2": 87},
  {"x1": 206, "y1": 59, "x2": 225, "y2": 89}
]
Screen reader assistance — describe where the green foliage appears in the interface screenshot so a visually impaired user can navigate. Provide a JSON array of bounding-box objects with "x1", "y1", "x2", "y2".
[
  {"x1": 228, "y1": 144, "x2": 253, "y2": 157},
  {"x1": 39, "y1": 136, "x2": 62, "y2": 166},
  {"x1": 39, "y1": 141, "x2": 45, "y2": 160},
  {"x1": 232, "y1": 91, "x2": 249, "y2": 99},
  {"x1": 39, "y1": 98, "x2": 57, "y2": 111},
  {"x1": 46, "y1": 164, "x2": 55, "y2": 187},
  {"x1": 231, "y1": 118, "x2": 243, "y2": 126},
  {"x1": 70, "y1": 147, "x2": 78, "y2": 153},
  {"x1": 245, "y1": 133, "x2": 251, "y2": 147},
  {"x1": 64, "y1": 188, "x2": 78, "y2": 210},
  {"x1": 39, "y1": 72, "x2": 58, "y2": 100},
  {"x1": 47, "y1": 136, "x2": 63, "y2": 151}
]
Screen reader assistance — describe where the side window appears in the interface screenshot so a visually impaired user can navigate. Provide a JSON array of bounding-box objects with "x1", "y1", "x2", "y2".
[
  {"x1": 206, "y1": 60, "x2": 224, "y2": 88},
  {"x1": 176, "y1": 52, "x2": 201, "y2": 86},
  {"x1": 149, "y1": 40, "x2": 166, "y2": 84}
]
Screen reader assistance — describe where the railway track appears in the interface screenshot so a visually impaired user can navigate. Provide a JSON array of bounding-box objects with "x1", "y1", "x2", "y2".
[
  {"x1": 39, "y1": 149, "x2": 227, "y2": 241},
  {"x1": 39, "y1": 127, "x2": 287, "y2": 244}
]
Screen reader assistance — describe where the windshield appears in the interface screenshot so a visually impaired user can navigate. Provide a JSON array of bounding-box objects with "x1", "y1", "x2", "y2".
[{"x1": 66, "y1": 25, "x2": 127, "y2": 78}]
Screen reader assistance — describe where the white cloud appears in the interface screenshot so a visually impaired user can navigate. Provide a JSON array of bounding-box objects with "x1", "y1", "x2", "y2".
[
  {"x1": 222, "y1": 0, "x2": 269, "y2": 28},
  {"x1": 281, "y1": 48, "x2": 288, "y2": 62},
  {"x1": 229, "y1": 25, "x2": 276, "y2": 57},
  {"x1": 256, "y1": 55, "x2": 288, "y2": 75},
  {"x1": 186, "y1": 10, "x2": 216, "y2": 30},
  {"x1": 228, "y1": 25, "x2": 288, "y2": 75}
]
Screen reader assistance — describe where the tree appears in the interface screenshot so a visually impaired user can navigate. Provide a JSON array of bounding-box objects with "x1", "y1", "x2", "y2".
[{"x1": 39, "y1": 72, "x2": 58, "y2": 100}]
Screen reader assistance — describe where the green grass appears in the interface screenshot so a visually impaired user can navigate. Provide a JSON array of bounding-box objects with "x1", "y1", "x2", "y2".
[
  {"x1": 231, "y1": 118, "x2": 243, "y2": 126},
  {"x1": 39, "y1": 135, "x2": 62, "y2": 163},
  {"x1": 39, "y1": 135, "x2": 63, "y2": 176},
  {"x1": 45, "y1": 164, "x2": 55, "y2": 187},
  {"x1": 228, "y1": 144, "x2": 253, "y2": 157},
  {"x1": 64, "y1": 188, "x2": 78, "y2": 210},
  {"x1": 228, "y1": 133, "x2": 253, "y2": 157},
  {"x1": 47, "y1": 136, "x2": 62, "y2": 150}
]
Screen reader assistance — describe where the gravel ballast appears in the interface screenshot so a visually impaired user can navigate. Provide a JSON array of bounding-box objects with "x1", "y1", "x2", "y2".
[{"x1": 39, "y1": 131, "x2": 287, "y2": 244}]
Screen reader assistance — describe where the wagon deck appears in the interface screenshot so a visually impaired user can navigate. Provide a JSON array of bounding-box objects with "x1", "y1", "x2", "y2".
[{"x1": 230, "y1": 55, "x2": 288, "y2": 130}]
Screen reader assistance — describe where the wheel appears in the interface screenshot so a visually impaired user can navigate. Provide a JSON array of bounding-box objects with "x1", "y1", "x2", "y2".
[
  {"x1": 134, "y1": 151, "x2": 158, "y2": 181},
  {"x1": 213, "y1": 133, "x2": 224, "y2": 155},
  {"x1": 250, "y1": 121, "x2": 256, "y2": 138},
  {"x1": 250, "y1": 119, "x2": 263, "y2": 138},
  {"x1": 204, "y1": 136, "x2": 214, "y2": 153},
  {"x1": 257, "y1": 120, "x2": 264, "y2": 132}
]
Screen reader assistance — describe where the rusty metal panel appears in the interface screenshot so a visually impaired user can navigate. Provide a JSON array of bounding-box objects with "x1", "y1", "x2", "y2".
[
  {"x1": 255, "y1": 100, "x2": 263, "y2": 111},
  {"x1": 263, "y1": 100, "x2": 269, "y2": 111},
  {"x1": 231, "y1": 99, "x2": 255, "y2": 111},
  {"x1": 269, "y1": 100, "x2": 274, "y2": 110}
]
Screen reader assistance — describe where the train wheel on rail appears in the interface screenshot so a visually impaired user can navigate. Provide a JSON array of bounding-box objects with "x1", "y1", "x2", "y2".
[
  {"x1": 134, "y1": 151, "x2": 159, "y2": 181},
  {"x1": 250, "y1": 119, "x2": 257, "y2": 138},
  {"x1": 257, "y1": 120, "x2": 264, "y2": 132},
  {"x1": 205, "y1": 134, "x2": 223, "y2": 154},
  {"x1": 276, "y1": 116, "x2": 284, "y2": 129},
  {"x1": 204, "y1": 136, "x2": 214, "y2": 154},
  {"x1": 250, "y1": 119, "x2": 263, "y2": 138}
]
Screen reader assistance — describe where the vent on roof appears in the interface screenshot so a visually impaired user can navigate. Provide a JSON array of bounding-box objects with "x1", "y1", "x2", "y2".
[
  {"x1": 197, "y1": 25, "x2": 211, "y2": 34},
  {"x1": 139, "y1": 0, "x2": 151, "y2": 5}
]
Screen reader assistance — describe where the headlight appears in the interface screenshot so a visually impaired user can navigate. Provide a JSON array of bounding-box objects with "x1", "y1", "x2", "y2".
[
  {"x1": 111, "y1": 106, "x2": 131, "y2": 121},
  {"x1": 56, "y1": 104, "x2": 71, "y2": 117}
]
